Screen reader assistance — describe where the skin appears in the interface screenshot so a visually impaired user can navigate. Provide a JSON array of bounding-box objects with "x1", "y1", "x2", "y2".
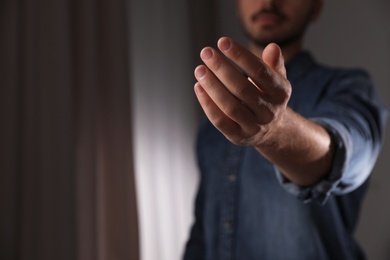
[
  {"x1": 237, "y1": 0, "x2": 323, "y2": 60},
  {"x1": 194, "y1": 0, "x2": 333, "y2": 187}
]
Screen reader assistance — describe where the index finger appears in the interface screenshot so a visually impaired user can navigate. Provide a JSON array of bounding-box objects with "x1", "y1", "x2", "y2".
[{"x1": 217, "y1": 37, "x2": 285, "y2": 97}]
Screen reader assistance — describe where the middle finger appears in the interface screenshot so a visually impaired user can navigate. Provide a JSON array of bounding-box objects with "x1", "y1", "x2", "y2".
[{"x1": 200, "y1": 47, "x2": 265, "y2": 112}]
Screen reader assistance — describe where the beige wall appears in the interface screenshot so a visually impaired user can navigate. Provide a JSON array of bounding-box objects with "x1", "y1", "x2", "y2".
[{"x1": 305, "y1": 1, "x2": 390, "y2": 259}]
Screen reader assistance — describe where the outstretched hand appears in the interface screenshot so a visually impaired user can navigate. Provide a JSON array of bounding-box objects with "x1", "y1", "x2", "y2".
[
  {"x1": 194, "y1": 37, "x2": 291, "y2": 147},
  {"x1": 194, "y1": 37, "x2": 334, "y2": 186}
]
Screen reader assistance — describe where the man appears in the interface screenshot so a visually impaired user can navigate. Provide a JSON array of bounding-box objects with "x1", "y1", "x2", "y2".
[{"x1": 184, "y1": 0, "x2": 388, "y2": 259}]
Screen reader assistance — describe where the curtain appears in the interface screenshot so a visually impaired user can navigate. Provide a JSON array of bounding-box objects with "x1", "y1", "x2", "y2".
[
  {"x1": 0, "y1": 0, "x2": 139, "y2": 259},
  {"x1": 129, "y1": 0, "x2": 216, "y2": 259}
]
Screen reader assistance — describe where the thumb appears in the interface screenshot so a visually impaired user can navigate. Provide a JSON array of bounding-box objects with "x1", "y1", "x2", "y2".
[{"x1": 262, "y1": 43, "x2": 286, "y2": 78}]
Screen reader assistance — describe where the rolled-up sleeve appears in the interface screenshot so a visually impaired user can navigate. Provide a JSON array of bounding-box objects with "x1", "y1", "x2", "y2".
[{"x1": 276, "y1": 69, "x2": 388, "y2": 204}]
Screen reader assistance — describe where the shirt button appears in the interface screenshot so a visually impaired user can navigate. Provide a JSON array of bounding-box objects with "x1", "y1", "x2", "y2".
[
  {"x1": 228, "y1": 174, "x2": 237, "y2": 182},
  {"x1": 224, "y1": 221, "x2": 231, "y2": 230}
]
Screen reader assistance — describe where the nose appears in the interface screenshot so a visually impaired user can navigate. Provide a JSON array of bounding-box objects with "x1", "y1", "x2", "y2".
[{"x1": 263, "y1": 0, "x2": 276, "y2": 9}]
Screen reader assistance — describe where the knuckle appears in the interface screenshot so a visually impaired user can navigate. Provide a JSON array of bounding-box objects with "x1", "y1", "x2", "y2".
[
  {"x1": 230, "y1": 47, "x2": 244, "y2": 61},
  {"x1": 274, "y1": 85, "x2": 291, "y2": 103},
  {"x1": 213, "y1": 116, "x2": 229, "y2": 130},
  {"x1": 224, "y1": 105, "x2": 242, "y2": 119},
  {"x1": 211, "y1": 58, "x2": 223, "y2": 72},
  {"x1": 266, "y1": 112, "x2": 277, "y2": 122},
  {"x1": 256, "y1": 109, "x2": 276, "y2": 124},
  {"x1": 227, "y1": 134, "x2": 245, "y2": 146},
  {"x1": 199, "y1": 96, "x2": 214, "y2": 110},
  {"x1": 235, "y1": 84, "x2": 250, "y2": 98},
  {"x1": 254, "y1": 64, "x2": 272, "y2": 78}
]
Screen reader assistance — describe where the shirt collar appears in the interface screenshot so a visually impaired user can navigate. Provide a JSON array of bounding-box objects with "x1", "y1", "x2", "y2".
[{"x1": 285, "y1": 51, "x2": 316, "y2": 82}]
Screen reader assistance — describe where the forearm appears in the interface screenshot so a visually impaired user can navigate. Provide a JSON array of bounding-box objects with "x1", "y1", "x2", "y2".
[
  {"x1": 255, "y1": 107, "x2": 335, "y2": 186},
  {"x1": 194, "y1": 38, "x2": 335, "y2": 186}
]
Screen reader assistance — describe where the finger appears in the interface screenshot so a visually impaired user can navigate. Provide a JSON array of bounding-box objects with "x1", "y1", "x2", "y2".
[
  {"x1": 194, "y1": 64, "x2": 255, "y2": 126},
  {"x1": 217, "y1": 37, "x2": 286, "y2": 97},
  {"x1": 199, "y1": 47, "x2": 263, "y2": 111},
  {"x1": 262, "y1": 43, "x2": 286, "y2": 78},
  {"x1": 194, "y1": 82, "x2": 248, "y2": 142}
]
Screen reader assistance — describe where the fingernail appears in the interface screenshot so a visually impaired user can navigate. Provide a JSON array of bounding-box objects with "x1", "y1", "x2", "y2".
[
  {"x1": 200, "y1": 48, "x2": 213, "y2": 60},
  {"x1": 195, "y1": 66, "x2": 206, "y2": 78},
  {"x1": 194, "y1": 82, "x2": 204, "y2": 94},
  {"x1": 219, "y1": 38, "x2": 231, "y2": 51}
]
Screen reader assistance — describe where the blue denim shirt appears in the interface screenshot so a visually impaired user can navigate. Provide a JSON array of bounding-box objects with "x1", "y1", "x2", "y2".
[{"x1": 184, "y1": 52, "x2": 388, "y2": 260}]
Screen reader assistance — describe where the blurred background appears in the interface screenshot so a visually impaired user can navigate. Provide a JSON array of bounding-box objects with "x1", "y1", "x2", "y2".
[{"x1": 1, "y1": 0, "x2": 389, "y2": 260}]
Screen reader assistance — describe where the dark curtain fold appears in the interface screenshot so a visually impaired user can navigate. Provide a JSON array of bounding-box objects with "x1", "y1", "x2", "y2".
[{"x1": 0, "y1": 0, "x2": 139, "y2": 259}]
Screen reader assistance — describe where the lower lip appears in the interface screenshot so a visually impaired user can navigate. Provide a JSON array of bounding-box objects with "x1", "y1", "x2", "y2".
[{"x1": 254, "y1": 14, "x2": 281, "y2": 25}]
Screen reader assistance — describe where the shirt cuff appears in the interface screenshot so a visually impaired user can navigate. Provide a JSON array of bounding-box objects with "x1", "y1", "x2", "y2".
[{"x1": 275, "y1": 118, "x2": 351, "y2": 205}]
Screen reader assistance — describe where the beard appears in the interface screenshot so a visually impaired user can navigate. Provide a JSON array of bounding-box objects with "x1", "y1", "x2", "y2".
[
  {"x1": 239, "y1": 9, "x2": 313, "y2": 49},
  {"x1": 242, "y1": 26, "x2": 307, "y2": 49}
]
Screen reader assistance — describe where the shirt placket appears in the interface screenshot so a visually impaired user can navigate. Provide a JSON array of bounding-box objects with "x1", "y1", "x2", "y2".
[{"x1": 218, "y1": 145, "x2": 243, "y2": 260}]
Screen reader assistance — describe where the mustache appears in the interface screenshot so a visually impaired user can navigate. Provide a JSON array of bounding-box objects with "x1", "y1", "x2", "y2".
[{"x1": 251, "y1": 8, "x2": 286, "y2": 21}]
